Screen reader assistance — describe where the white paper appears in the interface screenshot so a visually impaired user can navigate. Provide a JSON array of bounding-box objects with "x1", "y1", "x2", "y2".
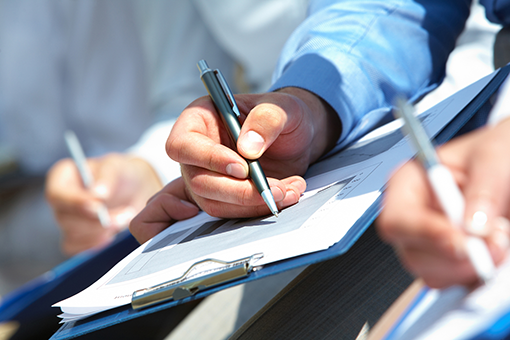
[{"x1": 54, "y1": 71, "x2": 496, "y2": 323}]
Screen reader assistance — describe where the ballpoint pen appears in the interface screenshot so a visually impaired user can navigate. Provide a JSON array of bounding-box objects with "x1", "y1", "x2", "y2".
[
  {"x1": 64, "y1": 130, "x2": 111, "y2": 228},
  {"x1": 394, "y1": 98, "x2": 495, "y2": 283},
  {"x1": 197, "y1": 59, "x2": 279, "y2": 217}
]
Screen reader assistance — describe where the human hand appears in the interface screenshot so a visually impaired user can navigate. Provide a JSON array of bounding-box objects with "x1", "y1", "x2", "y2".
[
  {"x1": 377, "y1": 119, "x2": 510, "y2": 288},
  {"x1": 46, "y1": 153, "x2": 163, "y2": 255},
  {"x1": 167, "y1": 87, "x2": 341, "y2": 218},
  {"x1": 129, "y1": 177, "x2": 200, "y2": 244}
]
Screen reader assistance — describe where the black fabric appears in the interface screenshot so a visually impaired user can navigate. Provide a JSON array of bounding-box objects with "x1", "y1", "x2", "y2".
[{"x1": 494, "y1": 26, "x2": 510, "y2": 70}]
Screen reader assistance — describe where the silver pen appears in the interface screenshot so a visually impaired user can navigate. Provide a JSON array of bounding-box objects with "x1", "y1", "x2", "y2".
[
  {"x1": 395, "y1": 98, "x2": 495, "y2": 283},
  {"x1": 64, "y1": 130, "x2": 111, "y2": 228},
  {"x1": 197, "y1": 60, "x2": 279, "y2": 217}
]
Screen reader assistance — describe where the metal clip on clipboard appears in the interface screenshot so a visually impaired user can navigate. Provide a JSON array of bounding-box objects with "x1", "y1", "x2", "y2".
[{"x1": 131, "y1": 253, "x2": 264, "y2": 310}]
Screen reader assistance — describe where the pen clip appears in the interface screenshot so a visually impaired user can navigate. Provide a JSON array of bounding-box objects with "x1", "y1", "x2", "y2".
[{"x1": 214, "y1": 69, "x2": 241, "y2": 117}]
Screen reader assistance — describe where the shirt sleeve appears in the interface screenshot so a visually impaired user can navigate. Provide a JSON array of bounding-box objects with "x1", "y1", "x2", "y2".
[
  {"x1": 480, "y1": 0, "x2": 510, "y2": 26},
  {"x1": 270, "y1": 0, "x2": 471, "y2": 150}
]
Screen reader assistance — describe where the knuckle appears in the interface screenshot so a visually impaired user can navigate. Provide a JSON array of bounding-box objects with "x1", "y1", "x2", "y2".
[
  {"x1": 166, "y1": 134, "x2": 180, "y2": 161},
  {"x1": 251, "y1": 104, "x2": 285, "y2": 129},
  {"x1": 237, "y1": 185, "x2": 252, "y2": 207},
  {"x1": 208, "y1": 143, "x2": 225, "y2": 172}
]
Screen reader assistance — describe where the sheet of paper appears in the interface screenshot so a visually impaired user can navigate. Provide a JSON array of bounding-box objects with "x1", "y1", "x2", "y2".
[
  {"x1": 54, "y1": 71, "x2": 497, "y2": 322},
  {"x1": 387, "y1": 251, "x2": 510, "y2": 340}
]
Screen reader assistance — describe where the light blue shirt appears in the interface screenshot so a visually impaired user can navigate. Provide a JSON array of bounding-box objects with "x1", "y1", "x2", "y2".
[{"x1": 270, "y1": 0, "x2": 472, "y2": 150}]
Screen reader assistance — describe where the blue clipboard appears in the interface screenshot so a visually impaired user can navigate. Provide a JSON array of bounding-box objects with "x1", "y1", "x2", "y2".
[
  {"x1": 3, "y1": 65, "x2": 503, "y2": 340},
  {"x1": 0, "y1": 230, "x2": 139, "y2": 339}
]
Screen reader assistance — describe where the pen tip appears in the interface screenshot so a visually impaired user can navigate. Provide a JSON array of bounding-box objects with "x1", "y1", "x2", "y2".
[{"x1": 260, "y1": 189, "x2": 279, "y2": 219}]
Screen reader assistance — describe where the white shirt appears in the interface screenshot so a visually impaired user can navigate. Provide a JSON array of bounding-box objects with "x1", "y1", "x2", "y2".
[{"x1": 0, "y1": 0, "x2": 307, "y2": 183}]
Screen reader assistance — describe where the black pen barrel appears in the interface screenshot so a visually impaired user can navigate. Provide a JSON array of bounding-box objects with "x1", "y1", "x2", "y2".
[
  {"x1": 200, "y1": 71, "x2": 241, "y2": 144},
  {"x1": 198, "y1": 60, "x2": 278, "y2": 216}
]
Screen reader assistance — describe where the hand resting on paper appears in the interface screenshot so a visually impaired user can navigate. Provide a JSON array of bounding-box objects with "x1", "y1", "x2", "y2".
[
  {"x1": 377, "y1": 118, "x2": 510, "y2": 288},
  {"x1": 166, "y1": 87, "x2": 341, "y2": 218},
  {"x1": 46, "y1": 154, "x2": 163, "y2": 254},
  {"x1": 129, "y1": 177, "x2": 200, "y2": 244}
]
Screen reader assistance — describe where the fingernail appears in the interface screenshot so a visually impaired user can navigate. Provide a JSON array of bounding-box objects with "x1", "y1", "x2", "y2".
[
  {"x1": 239, "y1": 130, "x2": 264, "y2": 157},
  {"x1": 493, "y1": 229, "x2": 510, "y2": 252},
  {"x1": 495, "y1": 216, "x2": 510, "y2": 233},
  {"x1": 226, "y1": 163, "x2": 248, "y2": 179},
  {"x1": 270, "y1": 186, "x2": 285, "y2": 202},
  {"x1": 282, "y1": 190, "x2": 299, "y2": 206},
  {"x1": 467, "y1": 210, "x2": 490, "y2": 236},
  {"x1": 290, "y1": 180, "x2": 306, "y2": 193},
  {"x1": 93, "y1": 184, "x2": 109, "y2": 199},
  {"x1": 180, "y1": 200, "x2": 199, "y2": 210}
]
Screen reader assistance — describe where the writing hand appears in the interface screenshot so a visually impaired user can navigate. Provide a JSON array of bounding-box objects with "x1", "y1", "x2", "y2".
[
  {"x1": 378, "y1": 119, "x2": 510, "y2": 288},
  {"x1": 46, "y1": 154, "x2": 162, "y2": 255},
  {"x1": 167, "y1": 87, "x2": 341, "y2": 218}
]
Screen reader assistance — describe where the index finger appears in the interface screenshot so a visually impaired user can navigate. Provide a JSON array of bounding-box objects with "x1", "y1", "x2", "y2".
[{"x1": 167, "y1": 96, "x2": 249, "y2": 179}]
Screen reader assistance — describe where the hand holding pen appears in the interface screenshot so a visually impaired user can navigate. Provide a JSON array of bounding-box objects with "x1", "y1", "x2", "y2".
[
  {"x1": 378, "y1": 100, "x2": 510, "y2": 288},
  {"x1": 47, "y1": 132, "x2": 163, "y2": 255},
  {"x1": 394, "y1": 100, "x2": 495, "y2": 283},
  {"x1": 64, "y1": 130, "x2": 111, "y2": 228},
  {"x1": 197, "y1": 60, "x2": 280, "y2": 217},
  {"x1": 165, "y1": 64, "x2": 343, "y2": 218}
]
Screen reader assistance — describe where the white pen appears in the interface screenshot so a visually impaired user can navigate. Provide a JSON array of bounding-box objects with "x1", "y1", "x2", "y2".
[
  {"x1": 395, "y1": 98, "x2": 495, "y2": 283},
  {"x1": 64, "y1": 130, "x2": 111, "y2": 228}
]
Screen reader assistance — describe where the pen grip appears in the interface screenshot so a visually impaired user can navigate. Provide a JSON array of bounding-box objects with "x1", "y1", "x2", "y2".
[
  {"x1": 200, "y1": 71, "x2": 241, "y2": 143},
  {"x1": 248, "y1": 160, "x2": 271, "y2": 195},
  {"x1": 200, "y1": 70, "x2": 271, "y2": 195}
]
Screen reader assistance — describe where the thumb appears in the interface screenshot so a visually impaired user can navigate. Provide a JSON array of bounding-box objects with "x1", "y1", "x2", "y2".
[{"x1": 237, "y1": 93, "x2": 297, "y2": 160}]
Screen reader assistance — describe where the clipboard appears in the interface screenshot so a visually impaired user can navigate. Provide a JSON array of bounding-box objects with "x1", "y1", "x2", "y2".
[
  {"x1": 132, "y1": 253, "x2": 263, "y2": 309},
  {"x1": 48, "y1": 65, "x2": 510, "y2": 340},
  {"x1": 0, "y1": 230, "x2": 140, "y2": 340}
]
